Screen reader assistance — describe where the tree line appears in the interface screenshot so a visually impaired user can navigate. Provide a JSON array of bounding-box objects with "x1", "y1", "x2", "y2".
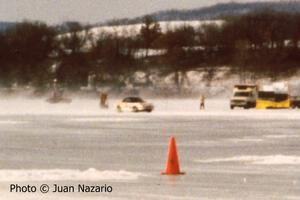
[{"x1": 0, "y1": 10, "x2": 300, "y2": 91}]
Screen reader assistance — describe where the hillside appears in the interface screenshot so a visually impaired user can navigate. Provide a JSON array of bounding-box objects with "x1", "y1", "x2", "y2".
[
  {"x1": 0, "y1": 22, "x2": 16, "y2": 32},
  {"x1": 89, "y1": 20, "x2": 223, "y2": 38},
  {"x1": 0, "y1": 2, "x2": 300, "y2": 93},
  {"x1": 104, "y1": 1, "x2": 300, "y2": 25}
]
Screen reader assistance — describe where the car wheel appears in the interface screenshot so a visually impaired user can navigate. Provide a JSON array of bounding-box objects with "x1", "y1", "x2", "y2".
[
  {"x1": 117, "y1": 106, "x2": 122, "y2": 112},
  {"x1": 230, "y1": 106, "x2": 234, "y2": 110},
  {"x1": 132, "y1": 107, "x2": 138, "y2": 112}
]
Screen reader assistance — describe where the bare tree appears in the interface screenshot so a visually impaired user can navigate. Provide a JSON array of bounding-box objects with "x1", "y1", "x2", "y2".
[{"x1": 139, "y1": 15, "x2": 161, "y2": 58}]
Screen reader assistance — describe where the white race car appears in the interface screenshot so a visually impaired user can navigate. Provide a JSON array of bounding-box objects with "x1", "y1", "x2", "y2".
[{"x1": 116, "y1": 97, "x2": 154, "y2": 112}]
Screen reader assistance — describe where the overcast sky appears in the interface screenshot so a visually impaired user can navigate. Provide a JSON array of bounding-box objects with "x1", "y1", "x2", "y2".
[{"x1": 0, "y1": 0, "x2": 278, "y2": 24}]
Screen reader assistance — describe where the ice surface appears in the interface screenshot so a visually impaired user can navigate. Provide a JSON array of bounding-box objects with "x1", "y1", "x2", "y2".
[
  {"x1": 264, "y1": 135, "x2": 300, "y2": 139},
  {"x1": 0, "y1": 98, "x2": 300, "y2": 120},
  {"x1": 69, "y1": 117, "x2": 144, "y2": 122},
  {"x1": 0, "y1": 120, "x2": 26, "y2": 125},
  {"x1": 196, "y1": 155, "x2": 300, "y2": 165},
  {"x1": 0, "y1": 168, "x2": 144, "y2": 182},
  {"x1": 1, "y1": 98, "x2": 300, "y2": 199}
]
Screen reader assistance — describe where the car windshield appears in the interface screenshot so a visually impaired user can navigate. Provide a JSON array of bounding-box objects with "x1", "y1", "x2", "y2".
[
  {"x1": 234, "y1": 92, "x2": 251, "y2": 97},
  {"x1": 123, "y1": 97, "x2": 144, "y2": 103},
  {"x1": 235, "y1": 85, "x2": 256, "y2": 90}
]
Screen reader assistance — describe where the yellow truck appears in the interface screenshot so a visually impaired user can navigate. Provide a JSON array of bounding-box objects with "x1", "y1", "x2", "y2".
[{"x1": 256, "y1": 83, "x2": 290, "y2": 109}]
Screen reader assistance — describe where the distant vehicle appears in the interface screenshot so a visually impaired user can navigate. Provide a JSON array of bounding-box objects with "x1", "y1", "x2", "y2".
[
  {"x1": 230, "y1": 85, "x2": 257, "y2": 109},
  {"x1": 117, "y1": 97, "x2": 154, "y2": 112},
  {"x1": 289, "y1": 96, "x2": 300, "y2": 109},
  {"x1": 256, "y1": 82, "x2": 290, "y2": 109}
]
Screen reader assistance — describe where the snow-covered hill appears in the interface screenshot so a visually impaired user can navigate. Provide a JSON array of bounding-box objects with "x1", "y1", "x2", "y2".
[
  {"x1": 120, "y1": 1, "x2": 300, "y2": 24},
  {"x1": 89, "y1": 20, "x2": 223, "y2": 37},
  {"x1": 59, "y1": 19, "x2": 223, "y2": 54}
]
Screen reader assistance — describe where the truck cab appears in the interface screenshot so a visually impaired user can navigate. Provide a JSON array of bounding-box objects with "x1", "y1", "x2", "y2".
[
  {"x1": 290, "y1": 96, "x2": 300, "y2": 109},
  {"x1": 230, "y1": 85, "x2": 257, "y2": 109}
]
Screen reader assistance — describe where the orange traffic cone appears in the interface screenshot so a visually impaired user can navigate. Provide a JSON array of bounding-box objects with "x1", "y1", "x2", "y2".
[{"x1": 161, "y1": 136, "x2": 185, "y2": 175}]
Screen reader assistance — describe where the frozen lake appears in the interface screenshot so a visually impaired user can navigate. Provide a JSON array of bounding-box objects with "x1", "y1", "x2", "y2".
[{"x1": 0, "y1": 98, "x2": 300, "y2": 200}]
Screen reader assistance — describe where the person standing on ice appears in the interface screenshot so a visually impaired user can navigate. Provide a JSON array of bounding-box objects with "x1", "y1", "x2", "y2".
[
  {"x1": 52, "y1": 78, "x2": 64, "y2": 100},
  {"x1": 200, "y1": 95, "x2": 205, "y2": 110},
  {"x1": 87, "y1": 72, "x2": 96, "y2": 91},
  {"x1": 100, "y1": 92, "x2": 108, "y2": 108},
  {"x1": 52, "y1": 78, "x2": 59, "y2": 99}
]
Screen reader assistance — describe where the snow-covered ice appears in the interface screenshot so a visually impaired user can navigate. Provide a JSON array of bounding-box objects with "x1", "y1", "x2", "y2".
[{"x1": 0, "y1": 98, "x2": 300, "y2": 199}]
